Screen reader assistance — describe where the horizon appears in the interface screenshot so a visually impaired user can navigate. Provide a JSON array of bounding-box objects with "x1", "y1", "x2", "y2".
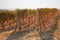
[{"x1": 0, "y1": 8, "x2": 60, "y2": 11}]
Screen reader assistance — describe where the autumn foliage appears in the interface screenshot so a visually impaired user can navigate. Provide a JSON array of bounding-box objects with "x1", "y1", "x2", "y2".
[{"x1": 0, "y1": 8, "x2": 59, "y2": 32}]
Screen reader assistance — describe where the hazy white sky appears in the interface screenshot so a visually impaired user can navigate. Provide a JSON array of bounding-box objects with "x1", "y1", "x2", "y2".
[{"x1": 0, "y1": 0, "x2": 60, "y2": 10}]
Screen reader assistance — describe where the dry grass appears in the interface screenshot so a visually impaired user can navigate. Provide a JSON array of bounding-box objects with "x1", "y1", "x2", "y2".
[{"x1": 0, "y1": 30, "x2": 14, "y2": 40}]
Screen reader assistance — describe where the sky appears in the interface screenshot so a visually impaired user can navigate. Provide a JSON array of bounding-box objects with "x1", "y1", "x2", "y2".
[{"x1": 0, "y1": 0, "x2": 60, "y2": 10}]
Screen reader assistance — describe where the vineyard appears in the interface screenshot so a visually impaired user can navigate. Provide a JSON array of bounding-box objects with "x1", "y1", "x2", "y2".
[{"x1": 0, "y1": 8, "x2": 60, "y2": 40}]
